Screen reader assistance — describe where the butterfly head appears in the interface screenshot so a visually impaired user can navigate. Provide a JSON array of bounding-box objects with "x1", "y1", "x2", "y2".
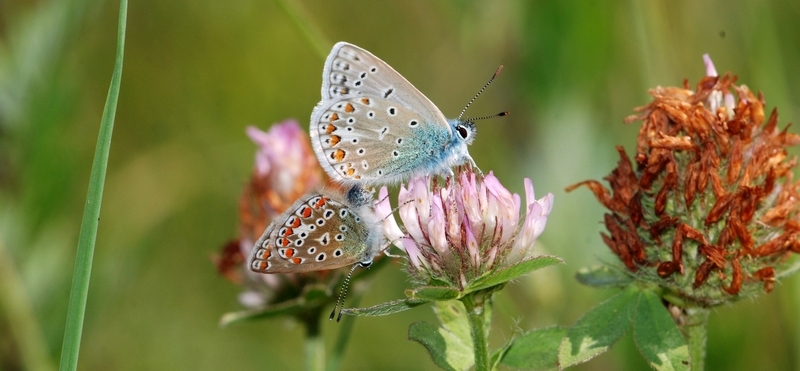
[{"x1": 453, "y1": 119, "x2": 477, "y2": 146}]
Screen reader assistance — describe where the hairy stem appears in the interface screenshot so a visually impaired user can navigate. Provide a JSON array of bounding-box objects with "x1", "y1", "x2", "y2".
[
  {"x1": 462, "y1": 294, "x2": 490, "y2": 371},
  {"x1": 684, "y1": 307, "x2": 710, "y2": 371}
]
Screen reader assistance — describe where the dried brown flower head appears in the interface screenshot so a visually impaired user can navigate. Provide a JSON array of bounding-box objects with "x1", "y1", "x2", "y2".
[{"x1": 568, "y1": 55, "x2": 800, "y2": 306}]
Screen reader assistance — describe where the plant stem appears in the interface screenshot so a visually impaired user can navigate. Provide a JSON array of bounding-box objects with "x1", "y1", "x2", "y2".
[
  {"x1": 684, "y1": 307, "x2": 710, "y2": 371},
  {"x1": 302, "y1": 308, "x2": 325, "y2": 371},
  {"x1": 462, "y1": 294, "x2": 490, "y2": 371},
  {"x1": 274, "y1": 0, "x2": 330, "y2": 61},
  {"x1": 58, "y1": 0, "x2": 126, "y2": 370}
]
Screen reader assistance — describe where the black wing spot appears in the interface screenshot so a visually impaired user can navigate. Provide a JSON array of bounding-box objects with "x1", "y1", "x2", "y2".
[
  {"x1": 384, "y1": 88, "x2": 393, "y2": 98},
  {"x1": 316, "y1": 253, "x2": 326, "y2": 261},
  {"x1": 334, "y1": 249, "x2": 343, "y2": 257},
  {"x1": 409, "y1": 120, "x2": 418, "y2": 127},
  {"x1": 370, "y1": 67, "x2": 377, "y2": 73},
  {"x1": 392, "y1": 150, "x2": 400, "y2": 157},
  {"x1": 396, "y1": 138, "x2": 403, "y2": 144},
  {"x1": 368, "y1": 111, "x2": 375, "y2": 118},
  {"x1": 354, "y1": 81, "x2": 362, "y2": 87},
  {"x1": 388, "y1": 107, "x2": 396, "y2": 116},
  {"x1": 360, "y1": 72, "x2": 367, "y2": 78}
]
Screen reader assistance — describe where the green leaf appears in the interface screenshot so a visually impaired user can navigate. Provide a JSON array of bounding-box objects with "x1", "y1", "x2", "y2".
[
  {"x1": 407, "y1": 286, "x2": 461, "y2": 301},
  {"x1": 501, "y1": 326, "x2": 567, "y2": 371},
  {"x1": 633, "y1": 290, "x2": 690, "y2": 371},
  {"x1": 559, "y1": 286, "x2": 640, "y2": 368},
  {"x1": 433, "y1": 301, "x2": 471, "y2": 345},
  {"x1": 575, "y1": 265, "x2": 633, "y2": 287},
  {"x1": 59, "y1": 1, "x2": 126, "y2": 370},
  {"x1": 409, "y1": 321, "x2": 473, "y2": 371},
  {"x1": 218, "y1": 299, "x2": 306, "y2": 327},
  {"x1": 339, "y1": 298, "x2": 428, "y2": 317},
  {"x1": 468, "y1": 255, "x2": 564, "y2": 293}
]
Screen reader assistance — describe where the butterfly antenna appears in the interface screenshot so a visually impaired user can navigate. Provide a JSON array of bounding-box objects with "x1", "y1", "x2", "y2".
[
  {"x1": 330, "y1": 263, "x2": 361, "y2": 322},
  {"x1": 457, "y1": 65, "x2": 503, "y2": 121},
  {"x1": 467, "y1": 111, "x2": 509, "y2": 122}
]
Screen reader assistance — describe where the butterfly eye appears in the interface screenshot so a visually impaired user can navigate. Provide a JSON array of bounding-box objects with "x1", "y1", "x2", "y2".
[{"x1": 456, "y1": 124, "x2": 470, "y2": 139}]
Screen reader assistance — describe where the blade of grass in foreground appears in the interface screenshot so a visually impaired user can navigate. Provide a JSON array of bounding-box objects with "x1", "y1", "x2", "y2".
[{"x1": 58, "y1": 0, "x2": 126, "y2": 370}]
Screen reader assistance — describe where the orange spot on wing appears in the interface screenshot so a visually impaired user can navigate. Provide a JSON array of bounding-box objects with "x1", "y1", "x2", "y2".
[
  {"x1": 325, "y1": 124, "x2": 337, "y2": 134},
  {"x1": 289, "y1": 217, "x2": 301, "y2": 228},
  {"x1": 285, "y1": 248, "x2": 295, "y2": 258},
  {"x1": 315, "y1": 198, "x2": 327, "y2": 208},
  {"x1": 346, "y1": 167, "x2": 355, "y2": 176},
  {"x1": 330, "y1": 135, "x2": 341, "y2": 146},
  {"x1": 282, "y1": 228, "x2": 293, "y2": 237},
  {"x1": 331, "y1": 149, "x2": 346, "y2": 162},
  {"x1": 361, "y1": 98, "x2": 370, "y2": 105},
  {"x1": 330, "y1": 113, "x2": 339, "y2": 122},
  {"x1": 279, "y1": 238, "x2": 289, "y2": 247},
  {"x1": 257, "y1": 261, "x2": 267, "y2": 270},
  {"x1": 301, "y1": 206, "x2": 312, "y2": 218},
  {"x1": 345, "y1": 103, "x2": 354, "y2": 113},
  {"x1": 292, "y1": 258, "x2": 302, "y2": 265},
  {"x1": 264, "y1": 249, "x2": 271, "y2": 258}
]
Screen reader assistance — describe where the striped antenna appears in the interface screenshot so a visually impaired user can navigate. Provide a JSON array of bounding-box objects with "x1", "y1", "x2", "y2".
[{"x1": 457, "y1": 65, "x2": 503, "y2": 121}]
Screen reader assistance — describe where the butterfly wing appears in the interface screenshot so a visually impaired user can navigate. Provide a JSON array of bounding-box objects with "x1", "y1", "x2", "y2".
[
  {"x1": 248, "y1": 191, "x2": 374, "y2": 273},
  {"x1": 311, "y1": 42, "x2": 460, "y2": 185}
]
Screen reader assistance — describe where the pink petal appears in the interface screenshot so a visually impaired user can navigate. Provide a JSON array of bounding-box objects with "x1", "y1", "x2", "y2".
[
  {"x1": 703, "y1": 54, "x2": 718, "y2": 77},
  {"x1": 375, "y1": 186, "x2": 405, "y2": 249}
]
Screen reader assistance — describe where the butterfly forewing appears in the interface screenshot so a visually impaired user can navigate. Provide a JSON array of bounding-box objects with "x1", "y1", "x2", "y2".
[
  {"x1": 311, "y1": 42, "x2": 460, "y2": 185},
  {"x1": 249, "y1": 192, "x2": 374, "y2": 273}
]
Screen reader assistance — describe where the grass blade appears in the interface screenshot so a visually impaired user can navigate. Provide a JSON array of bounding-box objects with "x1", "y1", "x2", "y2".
[{"x1": 58, "y1": 0, "x2": 126, "y2": 370}]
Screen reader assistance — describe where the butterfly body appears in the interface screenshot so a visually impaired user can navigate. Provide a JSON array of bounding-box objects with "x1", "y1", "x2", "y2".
[
  {"x1": 248, "y1": 188, "x2": 384, "y2": 273},
  {"x1": 310, "y1": 42, "x2": 477, "y2": 187}
]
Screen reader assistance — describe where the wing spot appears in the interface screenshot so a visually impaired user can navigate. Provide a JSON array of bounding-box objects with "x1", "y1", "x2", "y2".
[
  {"x1": 252, "y1": 260, "x2": 268, "y2": 271},
  {"x1": 392, "y1": 150, "x2": 400, "y2": 157},
  {"x1": 379, "y1": 127, "x2": 389, "y2": 140},
  {"x1": 328, "y1": 135, "x2": 341, "y2": 146},
  {"x1": 388, "y1": 107, "x2": 397, "y2": 116},
  {"x1": 396, "y1": 138, "x2": 404, "y2": 145},
  {"x1": 308, "y1": 224, "x2": 316, "y2": 230},
  {"x1": 324, "y1": 124, "x2": 337, "y2": 134},
  {"x1": 330, "y1": 149, "x2": 346, "y2": 162},
  {"x1": 370, "y1": 67, "x2": 377, "y2": 73},
  {"x1": 354, "y1": 81, "x2": 362, "y2": 87},
  {"x1": 308, "y1": 247, "x2": 316, "y2": 254},
  {"x1": 351, "y1": 138, "x2": 358, "y2": 144},
  {"x1": 361, "y1": 160, "x2": 368, "y2": 169},
  {"x1": 347, "y1": 117, "x2": 355, "y2": 124},
  {"x1": 344, "y1": 103, "x2": 355, "y2": 113},
  {"x1": 299, "y1": 232, "x2": 307, "y2": 238},
  {"x1": 384, "y1": 88, "x2": 393, "y2": 98},
  {"x1": 294, "y1": 239, "x2": 304, "y2": 247},
  {"x1": 335, "y1": 234, "x2": 345, "y2": 241},
  {"x1": 285, "y1": 248, "x2": 295, "y2": 258},
  {"x1": 324, "y1": 209, "x2": 335, "y2": 219},
  {"x1": 330, "y1": 113, "x2": 339, "y2": 122},
  {"x1": 409, "y1": 120, "x2": 419, "y2": 127},
  {"x1": 316, "y1": 218, "x2": 325, "y2": 226},
  {"x1": 340, "y1": 209, "x2": 349, "y2": 217},
  {"x1": 316, "y1": 253, "x2": 326, "y2": 261},
  {"x1": 346, "y1": 127, "x2": 354, "y2": 132},
  {"x1": 357, "y1": 148, "x2": 365, "y2": 155},
  {"x1": 361, "y1": 97, "x2": 371, "y2": 105},
  {"x1": 340, "y1": 225, "x2": 348, "y2": 232},
  {"x1": 367, "y1": 111, "x2": 375, "y2": 119},
  {"x1": 377, "y1": 169, "x2": 384, "y2": 176},
  {"x1": 292, "y1": 257, "x2": 302, "y2": 265},
  {"x1": 360, "y1": 72, "x2": 367, "y2": 78}
]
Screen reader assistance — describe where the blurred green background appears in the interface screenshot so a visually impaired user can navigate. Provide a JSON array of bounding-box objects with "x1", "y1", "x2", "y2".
[{"x1": 2, "y1": 0, "x2": 799, "y2": 370}]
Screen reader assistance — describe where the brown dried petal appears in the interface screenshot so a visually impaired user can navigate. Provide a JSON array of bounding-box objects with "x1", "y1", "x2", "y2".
[{"x1": 723, "y1": 257, "x2": 743, "y2": 295}]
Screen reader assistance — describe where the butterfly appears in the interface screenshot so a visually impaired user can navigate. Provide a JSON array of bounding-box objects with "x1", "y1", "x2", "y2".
[
  {"x1": 310, "y1": 42, "x2": 496, "y2": 187},
  {"x1": 248, "y1": 186, "x2": 385, "y2": 274}
]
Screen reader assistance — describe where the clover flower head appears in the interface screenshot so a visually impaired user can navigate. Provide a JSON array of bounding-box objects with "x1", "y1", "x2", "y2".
[
  {"x1": 377, "y1": 167, "x2": 554, "y2": 289},
  {"x1": 569, "y1": 55, "x2": 800, "y2": 305}
]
